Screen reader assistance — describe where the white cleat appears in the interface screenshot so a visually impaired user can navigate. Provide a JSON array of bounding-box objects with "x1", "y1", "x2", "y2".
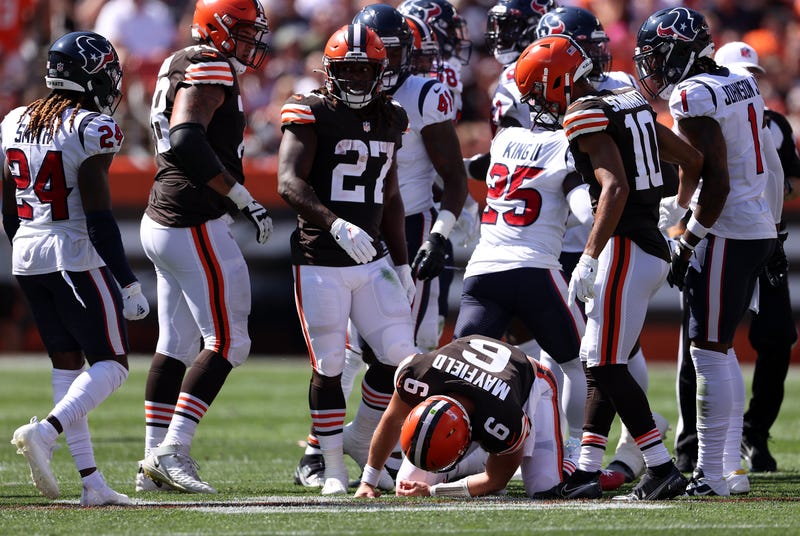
[
  {"x1": 11, "y1": 417, "x2": 58, "y2": 499},
  {"x1": 81, "y1": 483, "x2": 133, "y2": 507},
  {"x1": 321, "y1": 475, "x2": 348, "y2": 496},
  {"x1": 725, "y1": 469, "x2": 751, "y2": 495},
  {"x1": 135, "y1": 460, "x2": 169, "y2": 492},
  {"x1": 141, "y1": 444, "x2": 217, "y2": 494}
]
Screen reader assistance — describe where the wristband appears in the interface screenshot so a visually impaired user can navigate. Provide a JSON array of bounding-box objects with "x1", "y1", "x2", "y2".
[
  {"x1": 686, "y1": 216, "x2": 710, "y2": 240},
  {"x1": 227, "y1": 182, "x2": 255, "y2": 210},
  {"x1": 430, "y1": 478, "x2": 471, "y2": 497},
  {"x1": 679, "y1": 237, "x2": 695, "y2": 252},
  {"x1": 361, "y1": 465, "x2": 382, "y2": 488},
  {"x1": 430, "y1": 210, "x2": 456, "y2": 240}
]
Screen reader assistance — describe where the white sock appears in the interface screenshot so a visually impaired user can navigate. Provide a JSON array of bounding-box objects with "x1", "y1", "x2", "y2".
[
  {"x1": 318, "y1": 433, "x2": 347, "y2": 480},
  {"x1": 342, "y1": 347, "x2": 364, "y2": 401},
  {"x1": 723, "y1": 348, "x2": 745, "y2": 475},
  {"x1": 144, "y1": 401, "x2": 173, "y2": 457},
  {"x1": 558, "y1": 357, "x2": 586, "y2": 440},
  {"x1": 50, "y1": 360, "x2": 128, "y2": 431},
  {"x1": 348, "y1": 399, "x2": 384, "y2": 445},
  {"x1": 162, "y1": 392, "x2": 208, "y2": 449},
  {"x1": 691, "y1": 346, "x2": 732, "y2": 481},
  {"x1": 52, "y1": 368, "x2": 96, "y2": 472}
]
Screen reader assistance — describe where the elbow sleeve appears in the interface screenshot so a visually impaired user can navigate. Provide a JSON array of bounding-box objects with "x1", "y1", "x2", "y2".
[{"x1": 168, "y1": 123, "x2": 226, "y2": 183}]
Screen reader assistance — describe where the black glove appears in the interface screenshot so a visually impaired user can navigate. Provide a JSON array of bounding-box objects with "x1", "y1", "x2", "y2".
[
  {"x1": 412, "y1": 232, "x2": 448, "y2": 280},
  {"x1": 764, "y1": 233, "x2": 789, "y2": 287},
  {"x1": 667, "y1": 240, "x2": 692, "y2": 291}
]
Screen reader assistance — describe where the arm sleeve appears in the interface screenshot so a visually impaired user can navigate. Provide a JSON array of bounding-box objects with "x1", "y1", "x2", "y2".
[{"x1": 86, "y1": 210, "x2": 137, "y2": 287}]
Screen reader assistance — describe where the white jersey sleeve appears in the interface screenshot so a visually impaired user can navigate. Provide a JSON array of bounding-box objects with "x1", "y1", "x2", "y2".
[
  {"x1": 670, "y1": 68, "x2": 775, "y2": 239},
  {"x1": 491, "y1": 64, "x2": 532, "y2": 130},
  {"x1": 392, "y1": 75, "x2": 456, "y2": 215},
  {"x1": 1, "y1": 107, "x2": 122, "y2": 274},
  {"x1": 465, "y1": 126, "x2": 575, "y2": 278}
]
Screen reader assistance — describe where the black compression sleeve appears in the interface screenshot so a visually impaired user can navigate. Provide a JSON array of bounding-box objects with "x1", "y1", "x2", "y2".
[
  {"x1": 168, "y1": 123, "x2": 226, "y2": 184},
  {"x1": 86, "y1": 210, "x2": 136, "y2": 287}
]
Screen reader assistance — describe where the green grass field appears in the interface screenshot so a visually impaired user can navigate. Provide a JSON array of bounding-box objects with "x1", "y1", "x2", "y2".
[{"x1": 1, "y1": 356, "x2": 799, "y2": 535}]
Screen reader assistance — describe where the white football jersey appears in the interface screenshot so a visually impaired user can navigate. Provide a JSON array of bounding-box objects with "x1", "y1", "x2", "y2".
[
  {"x1": 438, "y1": 59, "x2": 463, "y2": 122},
  {"x1": 465, "y1": 126, "x2": 575, "y2": 278},
  {"x1": 491, "y1": 63, "x2": 532, "y2": 130},
  {"x1": 670, "y1": 66, "x2": 775, "y2": 239},
  {"x1": 1, "y1": 106, "x2": 123, "y2": 274},
  {"x1": 393, "y1": 74, "x2": 456, "y2": 215}
]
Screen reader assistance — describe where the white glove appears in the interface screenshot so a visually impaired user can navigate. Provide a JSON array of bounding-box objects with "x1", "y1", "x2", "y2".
[
  {"x1": 568, "y1": 254, "x2": 598, "y2": 304},
  {"x1": 329, "y1": 218, "x2": 377, "y2": 264},
  {"x1": 453, "y1": 195, "x2": 481, "y2": 248},
  {"x1": 241, "y1": 200, "x2": 273, "y2": 244},
  {"x1": 658, "y1": 195, "x2": 687, "y2": 232},
  {"x1": 394, "y1": 264, "x2": 416, "y2": 305},
  {"x1": 121, "y1": 282, "x2": 149, "y2": 320}
]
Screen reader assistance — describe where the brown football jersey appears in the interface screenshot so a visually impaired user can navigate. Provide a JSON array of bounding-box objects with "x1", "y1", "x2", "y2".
[
  {"x1": 395, "y1": 335, "x2": 537, "y2": 455},
  {"x1": 280, "y1": 90, "x2": 409, "y2": 267},
  {"x1": 146, "y1": 45, "x2": 245, "y2": 228},
  {"x1": 564, "y1": 88, "x2": 670, "y2": 261}
]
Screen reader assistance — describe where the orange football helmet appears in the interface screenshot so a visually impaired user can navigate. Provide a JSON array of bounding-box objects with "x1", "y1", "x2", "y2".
[
  {"x1": 191, "y1": 0, "x2": 270, "y2": 70},
  {"x1": 514, "y1": 34, "x2": 593, "y2": 127},
  {"x1": 324, "y1": 24, "x2": 388, "y2": 109},
  {"x1": 401, "y1": 395, "x2": 471, "y2": 472}
]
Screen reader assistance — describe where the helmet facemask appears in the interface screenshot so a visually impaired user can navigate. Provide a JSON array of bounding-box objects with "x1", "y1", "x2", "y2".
[
  {"x1": 325, "y1": 59, "x2": 385, "y2": 109},
  {"x1": 90, "y1": 61, "x2": 123, "y2": 115},
  {"x1": 485, "y1": 9, "x2": 536, "y2": 65}
]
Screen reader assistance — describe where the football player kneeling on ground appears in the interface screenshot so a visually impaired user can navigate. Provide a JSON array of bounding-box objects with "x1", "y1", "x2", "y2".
[{"x1": 354, "y1": 335, "x2": 575, "y2": 499}]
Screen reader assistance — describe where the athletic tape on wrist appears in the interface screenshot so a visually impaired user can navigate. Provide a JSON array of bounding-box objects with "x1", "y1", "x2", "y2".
[
  {"x1": 686, "y1": 216, "x2": 709, "y2": 240},
  {"x1": 431, "y1": 210, "x2": 456, "y2": 240},
  {"x1": 361, "y1": 465, "x2": 382, "y2": 488},
  {"x1": 227, "y1": 182, "x2": 254, "y2": 210},
  {"x1": 679, "y1": 237, "x2": 695, "y2": 252},
  {"x1": 430, "y1": 478, "x2": 471, "y2": 497}
]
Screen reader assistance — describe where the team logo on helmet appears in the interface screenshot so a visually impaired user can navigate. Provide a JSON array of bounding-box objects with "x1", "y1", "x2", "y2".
[
  {"x1": 75, "y1": 34, "x2": 116, "y2": 74},
  {"x1": 415, "y1": 1, "x2": 442, "y2": 20},
  {"x1": 531, "y1": 0, "x2": 551, "y2": 16},
  {"x1": 655, "y1": 7, "x2": 700, "y2": 42},
  {"x1": 538, "y1": 13, "x2": 565, "y2": 35}
]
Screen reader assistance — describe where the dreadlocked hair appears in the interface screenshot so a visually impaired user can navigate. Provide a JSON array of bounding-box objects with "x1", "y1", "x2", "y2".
[{"x1": 23, "y1": 91, "x2": 84, "y2": 140}]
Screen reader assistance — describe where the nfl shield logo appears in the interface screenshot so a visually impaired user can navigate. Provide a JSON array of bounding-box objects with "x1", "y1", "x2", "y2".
[{"x1": 363, "y1": 121, "x2": 371, "y2": 133}]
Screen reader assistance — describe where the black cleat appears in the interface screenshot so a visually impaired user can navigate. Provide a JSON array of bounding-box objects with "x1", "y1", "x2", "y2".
[
  {"x1": 293, "y1": 454, "x2": 325, "y2": 487},
  {"x1": 741, "y1": 435, "x2": 777, "y2": 473},
  {"x1": 614, "y1": 464, "x2": 688, "y2": 501},
  {"x1": 558, "y1": 470, "x2": 603, "y2": 499}
]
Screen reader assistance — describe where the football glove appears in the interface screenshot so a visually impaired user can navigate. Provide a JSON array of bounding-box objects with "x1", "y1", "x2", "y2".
[
  {"x1": 121, "y1": 282, "x2": 149, "y2": 320},
  {"x1": 329, "y1": 218, "x2": 377, "y2": 264},
  {"x1": 667, "y1": 240, "x2": 693, "y2": 290},
  {"x1": 453, "y1": 195, "x2": 481, "y2": 248},
  {"x1": 568, "y1": 254, "x2": 598, "y2": 304},
  {"x1": 764, "y1": 233, "x2": 789, "y2": 287},
  {"x1": 394, "y1": 264, "x2": 416, "y2": 305},
  {"x1": 658, "y1": 195, "x2": 687, "y2": 232},
  {"x1": 241, "y1": 200, "x2": 273, "y2": 244},
  {"x1": 412, "y1": 232, "x2": 448, "y2": 280}
]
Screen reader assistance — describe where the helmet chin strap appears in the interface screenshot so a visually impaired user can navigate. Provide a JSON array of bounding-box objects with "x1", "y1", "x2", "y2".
[{"x1": 229, "y1": 57, "x2": 247, "y2": 75}]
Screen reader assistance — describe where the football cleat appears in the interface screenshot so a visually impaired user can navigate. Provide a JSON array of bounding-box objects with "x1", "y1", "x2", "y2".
[
  {"x1": 11, "y1": 417, "x2": 59, "y2": 499},
  {"x1": 135, "y1": 460, "x2": 168, "y2": 492},
  {"x1": 614, "y1": 464, "x2": 688, "y2": 501},
  {"x1": 141, "y1": 444, "x2": 217, "y2": 494},
  {"x1": 293, "y1": 453, "x2": 325, "y2": 488},
  {"x1": 558, "y1": 469, "x2": 603, "y2": 499},
  {"x1": 725, "y1": 469, "x2": 750, "y2": 495},
  {"x1": 81, "y1": 482, "x2": 133, "y2": 507},
  {"x1": 321, "y1": 469, "x2": 349, "y2": 496},
  {"x1": 741, "y1": 434, "x2": 777, "y2": 473},
  {"x1": 684, "y1": 469, "x2": 729, "y2": 497},
  {"x1": 599, "y1": 468, "x2": 627, "y2": 491}
]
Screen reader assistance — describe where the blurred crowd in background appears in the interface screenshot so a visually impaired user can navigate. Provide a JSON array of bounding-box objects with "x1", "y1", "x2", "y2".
[
  {"x1": 3, "y1": 0, "x2": 800, "y2": 354},
  {"x1": 3, "y1": 0, "x2": 800, "y2": 160}
]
